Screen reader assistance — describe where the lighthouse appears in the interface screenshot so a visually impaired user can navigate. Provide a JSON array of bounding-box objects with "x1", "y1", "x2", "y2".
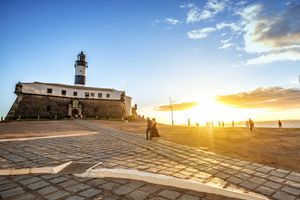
[{"x1": 74, "y1": 51, "x2": 88, "y2": 85}]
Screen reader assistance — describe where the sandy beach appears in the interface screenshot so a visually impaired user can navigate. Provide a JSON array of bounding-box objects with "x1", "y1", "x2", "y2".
[{"x1": 89, "y1": 120, "x2": 300, "y2": 173}]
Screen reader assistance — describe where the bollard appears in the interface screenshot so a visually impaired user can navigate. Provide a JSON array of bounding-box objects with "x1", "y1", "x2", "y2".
[
  {"x1": 18, "y1": 115, "x2": 21, "y2": 120},
  {"x1": 37, "y1": 115, "x2": 40, "y2": 120}
]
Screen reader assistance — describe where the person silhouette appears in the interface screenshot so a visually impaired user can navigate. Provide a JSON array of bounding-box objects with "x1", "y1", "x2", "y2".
[
  {"x1": 146, "y1": 118, "x2": 152, "y2": 140},
  {"x1": 249, "y1": 118, "x2": 254, "y2": 131},
  {"x1": 278, "y1": 120, "x2": 282, "y2": 128},
  {"x1": 152, "y1": 118, "x2": 160, "y2": 137}
]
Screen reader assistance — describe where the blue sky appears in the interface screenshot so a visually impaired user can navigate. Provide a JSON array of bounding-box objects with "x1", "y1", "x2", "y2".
[{"x1": 1, "y1": 0, "x2": 300, "y2": 123}]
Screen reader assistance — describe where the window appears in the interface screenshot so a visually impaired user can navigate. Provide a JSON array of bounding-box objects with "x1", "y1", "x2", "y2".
[
  {"x1": 98, "y1": 93, "x2": 102, "y2": 98},
  {"x1": 85, "y1": 92, "x2": 89, "y2": 98},
  {"x1": 61, "y1": 90, "x2": 66, "y2": 96},
  {"x1": 47, "y1": 88, "x2": 52, "y2": 94},
  {"x1": 73, "y1": 91, "x2": 77, "y2": 96},
  {"x1": 46, "y1": 105, "x2": 51, "y2": 112},
  {"x1": 91, "y1": 93, "x2": 95, "y2": 97},
  {"x1": 106, "y1": 93, "x2": 110, "y2": 98}
]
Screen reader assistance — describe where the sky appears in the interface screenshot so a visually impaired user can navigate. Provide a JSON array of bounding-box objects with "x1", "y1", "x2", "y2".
[{"x1": 0, "y1": 0, "x2": 300, "y2": 125}]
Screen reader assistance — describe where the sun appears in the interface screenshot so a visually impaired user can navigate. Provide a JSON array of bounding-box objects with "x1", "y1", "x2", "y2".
[{"x1": 186, "y1": 97, "x2": 249, "y2": 125}]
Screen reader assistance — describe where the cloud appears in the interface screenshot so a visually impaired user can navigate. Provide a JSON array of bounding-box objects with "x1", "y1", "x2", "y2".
[
  {"x1": 165, "y1": 18, "x2": 180, "y2": 25},
  {"x1": 152, "y1": 18, "x2": 180, "y2": 26},
  {"x1": 217, "y1": 87, "x2": 300, "y2": 110},
  {"x1": 245, "y1": 50, "x2": 300, "y2": 65},
  {"x1": 238, "y1": 3, "x2": 300, "y2": 64},
  {"x1": 219, "y1": 42, "x2": 234, "y2": 49},
  {"x1": 186, "y1": 0, "x2": 226, "y2": 23},
  {"x1": 157, "y1": 102, "x2": 199, "y2": 111},
  {"x1": 180, "y1": 3, "x2": 195, "y2": 9},
  {"x1": 187, "y1": 27, "x2": 216, "y2": 39},
  {"x1": 216, "y1": 22, "x2": 241, "y2": 32}
]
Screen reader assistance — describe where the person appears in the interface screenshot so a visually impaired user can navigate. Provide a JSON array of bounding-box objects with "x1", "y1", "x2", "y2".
[
  {"x1": 152, "y1": 118, "x2": 160, "y2": 138},
  {"x1": 188, "y1": 118, "x2": 191, "y2": 127},
  {"x1": 222, "y1": 121, "x2": 225, "y2": 128},
  {"x1": 249, "y1": 118, "x2": 254, "y2": 131},
  {"x1": 196, "y1": 122, "x2": 199, "y2": 127},
  {"x1": 146, "y1": 118, "x2": 153, "y2": 140},
  {"x1": 278, "y1": 120, "x2": 282, "y2": 128},
  {"x1": 232, "y1": 120, "x2": 234, "y2": 127}
]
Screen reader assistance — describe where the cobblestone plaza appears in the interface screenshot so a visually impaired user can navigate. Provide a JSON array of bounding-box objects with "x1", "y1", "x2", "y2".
[{"x1": 0, "y1": 121, "x2": 299, "y2": 200}]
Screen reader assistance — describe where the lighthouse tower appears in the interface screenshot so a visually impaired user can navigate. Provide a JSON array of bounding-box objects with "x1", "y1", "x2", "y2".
[{"x1": 74, "y1": 51, "x2": 88, "y2": 85}]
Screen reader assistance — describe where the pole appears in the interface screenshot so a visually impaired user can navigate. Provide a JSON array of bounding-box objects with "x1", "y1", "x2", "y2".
[{"x1": 169, "y1": 96, "x2": 174, "y2": 126}]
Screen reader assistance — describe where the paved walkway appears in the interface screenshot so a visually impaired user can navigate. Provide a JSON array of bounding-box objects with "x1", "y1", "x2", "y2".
[
  {"x1": 0, "y1": 120, "x2": 299, "y2": 200},
  {"x1": 0, "y1": 174, "x2": 236, "y2": 200}
]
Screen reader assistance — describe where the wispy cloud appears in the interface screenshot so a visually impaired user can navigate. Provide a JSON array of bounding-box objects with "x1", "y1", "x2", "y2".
[
  {"x1": 154, "y1": 0, "x2": 300, "y2": 65},
  {"x1": 217, "y1": 87, "x2": 300, "y2": 110},
  {"x1": 216, "y1": 22, "x2": 241, "y2": 32},
  {"x1": 245, "y1": 51, "x2": 300, "y2": 65},
  {"x1": 165, "y1": 18, "x2": 180, "y2": 25},
  {"x1": 186, "y1": 0, "x2": 226, "y2": 23},
  {"x1": 219, "y1": 42, "x2": 234, "y2": 49},
  {"x1": 157, "y1": 102, "x2": 199, "y2": 111},
  {"x1": 187, "y1": 27, "x2": 216, "y2": 39},
  {"x1": 152, "y1": 18, "x2": 180, "y2": 26},
  {"x1": 238, "y1": 3, "x2": 300, "y2": 64}
]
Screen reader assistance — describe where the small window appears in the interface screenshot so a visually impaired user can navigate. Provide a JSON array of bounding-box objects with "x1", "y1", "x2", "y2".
[
  {"x1": 61, "y1": 90, "x2": 66, "y2": 96},
  {"x1": 98, "y1": 93, "x2": 102, "y2": 98},
  {"x1": 47, "y1": 88, "x2": 52, "y2": 94},
  {"x1": 85, "y1": 92, "x2": 89, "y2": 98},
  {"x1": 106, "y1": 93, "x2": 110, "y2": 98},
  {"x1": 46, "y1": 105, "x2": 51, "y2": 112},
  {"x1": 73, "y1": 91, "x2": 77, "y2": 96},
  {"x1": 91, "y1": 93, "x2": 95, "y2": 97}
]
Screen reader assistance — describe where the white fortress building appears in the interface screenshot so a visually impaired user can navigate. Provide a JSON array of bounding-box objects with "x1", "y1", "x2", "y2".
[{"x1": 6, "y1": 52, "x2": 133, "y2": 120}]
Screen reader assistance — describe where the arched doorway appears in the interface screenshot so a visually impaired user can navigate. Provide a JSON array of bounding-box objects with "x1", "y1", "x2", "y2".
[{"x1": 72, "y1": 109, "x2": 79, "y2": 118}]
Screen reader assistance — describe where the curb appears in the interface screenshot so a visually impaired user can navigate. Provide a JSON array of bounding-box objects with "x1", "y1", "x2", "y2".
[
  {"x1": 77, "y1": 168, "x2": 270, "y2": 200},
  {"x1": 0, "y1": 132, "x2": 98, "y2": 142},
  {"x1": 0, "y1": 161, "x2": 72, "y2": 176}
]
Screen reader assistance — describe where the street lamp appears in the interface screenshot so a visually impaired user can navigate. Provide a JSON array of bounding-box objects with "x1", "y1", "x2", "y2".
[{"x1": 169, "y1": 96, "x2": 174, "y2": 126}]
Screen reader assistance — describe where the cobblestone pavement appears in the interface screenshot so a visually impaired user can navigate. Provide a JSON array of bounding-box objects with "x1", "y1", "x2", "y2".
[
  {"x1": 0, "y1": 174, "x2": 236, "y2": 200},
  {"x1": 0, "y1": 120, "x2": 299, "y2": 200}
]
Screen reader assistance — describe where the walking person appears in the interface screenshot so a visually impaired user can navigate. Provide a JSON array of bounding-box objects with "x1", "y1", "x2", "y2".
[
  {"x1": 146, "y1": 118, "x2": 153, "y2": 140},
  {"x1": 152, "y1": 118, "x2": 160, "y2": 138},
  {"x1": 249, "y1": 118, "x2": 254, "y2": 131},
  {"x1": 278, "y1": 120, "x2": 282, "y2": 128}
]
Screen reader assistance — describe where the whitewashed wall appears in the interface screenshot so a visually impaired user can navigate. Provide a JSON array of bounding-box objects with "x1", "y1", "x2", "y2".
[{"x1": 20, "y1": 82, "x2": 133, "y2": 116}]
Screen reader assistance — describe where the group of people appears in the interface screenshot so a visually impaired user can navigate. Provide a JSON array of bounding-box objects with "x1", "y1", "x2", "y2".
[
  {"x1": 146, "y1": 118, "x2": 160, "y2": 140},
  {"x1": 246, "y1": 119, "x2": 283, "y2": 131}
]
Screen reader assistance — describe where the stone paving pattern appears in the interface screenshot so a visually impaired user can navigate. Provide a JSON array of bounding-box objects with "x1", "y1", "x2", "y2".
[
  {"x1": 0, "y1": 174, "x2": 240, "y2": 200},
  {"x1": 0, "y1": 120, "x2": 299, "y2": 200}
]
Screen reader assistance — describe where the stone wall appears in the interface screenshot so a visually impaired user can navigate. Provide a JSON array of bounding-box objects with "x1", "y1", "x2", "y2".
[{"x1": 6, "y1": 93, "x2": 126, "y2": 120}]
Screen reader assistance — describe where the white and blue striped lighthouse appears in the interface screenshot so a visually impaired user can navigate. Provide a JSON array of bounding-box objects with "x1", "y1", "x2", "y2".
[{"x1": 74, "y1": 51, "x2": 88, "y2": 85}]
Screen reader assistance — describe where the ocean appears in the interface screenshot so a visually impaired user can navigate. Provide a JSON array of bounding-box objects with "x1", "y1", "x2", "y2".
[{"x1": 230, "y1": 120, "x2": 300, "y2": 128}]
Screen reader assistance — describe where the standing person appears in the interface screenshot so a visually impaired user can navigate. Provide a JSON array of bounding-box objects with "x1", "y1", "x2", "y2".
[
  {"x1": 278, "y1": 120, "x2": 282, "y2": 128},
  {"x1": 232, "y1": 120, "x2": 234, "y2": 127},
  {"x1": 188, "y1": 118, "x2": 191, "y2": 127},
  {"x1": 249, "y1": 118, "x2": 254, "y2": 131},
  {"x1": 152, "y1": 118, "x2": 160, "y2": 137},
  {"x1": 222, "y1": 121, "x2": 225, "y2": 128},
  {"x1": 146, "y1": 118, "x2": 153, "y2": 140}
]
